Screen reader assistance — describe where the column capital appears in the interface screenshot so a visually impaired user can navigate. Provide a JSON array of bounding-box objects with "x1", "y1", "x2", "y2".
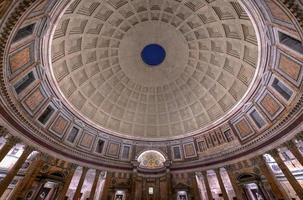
[
  {"x1": 201, "y1": 170, "x2": 208, "y2": 176},
  {"x1": 254, "y1": 154, "x2": 265, "y2": 164},
  {"x1": 214, "y1": 168, "x2": 220, "y2": 174},
  {"x1": 82, "y1": 166, "x2": 89, "y2": 173},
  {"x1": 267, "y1": 148, "x2": 280, "y2": 159},
  {"x1": 296, "y1": 131, "x2": 303, "y2": 140},
  {"x1": 23, "y1": 145, "x2": 35, "y2": 154},
  {"x1": 223, "y1": 164, "x2": 233, "y2": 172},
  {"x1": 284, "y1": 140, "x2": 296, "y2": 149},
  {"x1": 6, "y1": 135, "x2": 20, "y2": 146},
  {"x1": 69, "y1": 163, "x2": 78, "y2": 170},
  {"x1": 0, "y1": 127, "x2": 9, "y2": 137},
  {"x1": 37, "y1": 152, "x2": 52, "y2": 162}
]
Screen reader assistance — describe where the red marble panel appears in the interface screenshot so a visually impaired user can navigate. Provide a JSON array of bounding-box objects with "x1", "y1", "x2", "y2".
[
  {"x1": 50, "y1": 115, "x2": 69, "y2": 137},
  {"x1": 278, "y1": 54, "x2": 302, "y2": 82},
  {"x1": 24, "y1": 87, "x2": 46, "y2": 113},
  {"x1": 9, "y1": 45, "x2": 33, "y2": 73},
  {"x1": 234, "y1": 118, "x2": 254, "y2": 139}
]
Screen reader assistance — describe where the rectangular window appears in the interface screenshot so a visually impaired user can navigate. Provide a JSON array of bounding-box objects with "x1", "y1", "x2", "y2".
[
  {"x1": 173, "y1": 146, "x2": 181, "y2": 160},
  {"x1": 67, "y1": 127, "x2": 79, "y2": 143},
  {"x1": 121, "y1": 146, "x2": 130, "y2": 159},
  {"x1": 13, "y1": 24, "x2": 35, "y2": 42},
  {"x1": 272, "y1": 78, "x2": 293, "y2": 101},
  {"x1": 249, "y1": 110, "x2": 265, "y2": 129},
  {"x1": 95, "y1": 139, "x2": 104, "y2": 153},
  {"x1": 38, "y1": 105, "x2": 54, "y2": 124},
  {"x1": 14, "y1": 72, "x2": 35, "y2": 94},
  {"x1": 279, "y1": 31, "x2": 303, "y2": 54}
]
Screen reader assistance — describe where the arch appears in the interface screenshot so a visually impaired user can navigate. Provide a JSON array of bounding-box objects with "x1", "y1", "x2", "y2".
[{"x1": 137, "y1": 150, "x2": 166, "y2": 169}]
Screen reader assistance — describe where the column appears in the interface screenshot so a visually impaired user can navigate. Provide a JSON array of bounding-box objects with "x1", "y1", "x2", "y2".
[
  {"x1": 256, "y1": 155, "x2": 289, "y2": 199},
  {"x1": 225, "y1": 166, "x2": 246, "y2": 200},
  {"x1": 88, "y1": 169, "x2": 101, "y2": 200},
  {"x1": 285, "y1": 140, "x2": 303, "y2": 167},
  {"x1": 10, "y1": 153, "x2": 48, "y2": 199},
  {"x1": 269, "y1": 149, "x2": 303, "y2": 197},
  {"x1": 131, "y1": 170, "x2": 137, "y2": 200},
  {"x1": 0, "y1": 145, "x2": 33, "y2": 196},
  {"x1": 215, "y1": 169, "x2": 229, "y2": 200},
  {"x1": 166, "y1": 169, "x2": 172, "y2": 199},
  {"x1": 192, "y1": 173, "x2": 202, "y2": 200},
  {"x1": 202, "y1": 171, "x2": 213, "y2": 200},
  {"x1": 0, "y1": 136, "x2": 19, "y2": 162},
  {"x1": 73, "y1": 167, "x2": 88, "y2": 200},
  {"x1": 57, "y1": 164, "x2": 77, "y2": 200},
  {"x1": 100, "y1": 172, "x2": 111, "y2": 200}
]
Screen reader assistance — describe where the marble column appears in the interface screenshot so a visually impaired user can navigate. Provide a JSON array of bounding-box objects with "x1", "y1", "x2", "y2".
[
  {"x1": 202, "y1": 171, "x2": 213, "y2": 200},
  {"x1": 73, "y1": 167, "x2": 88, "y2": 200},
  {"x1": 131, "y1": 170, "x2": 137, "y2": 200},
  {"x1": 166, "y1": 169, "x2": 172, "y2": 199},
  {"x1": 269, "y1": 149, "x2": 303, "y2": 197},
  {"x1": 88, "y1": 169, "x2": 101, "y2": 200},
  {"x1": 0, "y1": 145, "x2": 33, "y2": 196},
  {"x1": 57, "y1": 164, "x2": 77, "y2": 200},
  {"x1": 100, "y1": 172, "x2": 111, "y2": 200},
  {"x1": 286, "y1": 140, "x2": 303, "y2": 167},
  {"x1": 10, "y1": 153, "x2": 47, "y2": 199},
  {"x1": 0, "y1": 136, "x2": 19, "y2": 163},
  {"x1": 225, "y1": 166, "x2": 246, "y2": 200},
  {"x1": 256, "y1": 155, "x2": 289, "y2": 199},
  {"x1": 192, "y1": 173, "x2": 202, "y2": 200},
  {"x1": 215, "y1": 169, "x2": 229, "y2": 200}
]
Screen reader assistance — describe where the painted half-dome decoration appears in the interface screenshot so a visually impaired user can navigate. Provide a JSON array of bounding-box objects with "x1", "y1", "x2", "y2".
[{"x1": 137, "y1": 150, "x2": 166, "y2": 169}]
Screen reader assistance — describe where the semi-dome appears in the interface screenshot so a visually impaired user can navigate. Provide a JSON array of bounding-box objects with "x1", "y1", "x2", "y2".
[{"x1": 51, "y1": 0, "x2": 258, "y2": 139}]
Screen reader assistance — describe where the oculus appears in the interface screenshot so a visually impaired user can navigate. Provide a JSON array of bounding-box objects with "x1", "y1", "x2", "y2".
[{"x1": 141, "y1": 44, "x2": 166, "y2": 66}]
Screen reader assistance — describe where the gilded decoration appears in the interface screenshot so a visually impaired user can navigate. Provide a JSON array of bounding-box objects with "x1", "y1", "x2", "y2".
[{"x1": 137, "y1": 150, "x2": 166, "y2": 169}]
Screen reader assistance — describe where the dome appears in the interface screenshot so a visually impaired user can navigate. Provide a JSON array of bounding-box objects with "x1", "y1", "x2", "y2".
[
  {"x1": 51, "y1": 0, "x2": 258, "y2": 139},
  {"x1": 1, "y1": 1, "x2": 303, "y2": 199}
]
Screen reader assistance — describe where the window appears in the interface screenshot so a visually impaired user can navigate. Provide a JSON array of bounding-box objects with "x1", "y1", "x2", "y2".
[
  {"x1": 249, "y1": 110, "x2": 265, "y2": 128},
  {"x1": 67, "y1": 127, "x2": 79, "y2": 143},
  {"x1": 121, "y1": 146, "x2": 130, "y2": 159},
  {"x1": 279, "y1": 31, "x2": 303, "y2": 54},
  {"x1": 173, "y1": 146, "x2": 181, "y2": 160},
  {"x1": 95, "y1": 139, "x2": 104, "y2": 153},
  {"x1": 14, "y1": 72, "x2": 35, "y2": 94},
  {"x1": 38, "y1": 105, "x2": 54, "y2": 124},
  {"x1": 13, "y1": 23, "x2": 35, "y2": 42},
  {"x1": 148, "y1": 187, "x2": 154, "y2": 195},
  {"x1": 272, "y1": 78, "x2": 293, "y2": 101}
]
